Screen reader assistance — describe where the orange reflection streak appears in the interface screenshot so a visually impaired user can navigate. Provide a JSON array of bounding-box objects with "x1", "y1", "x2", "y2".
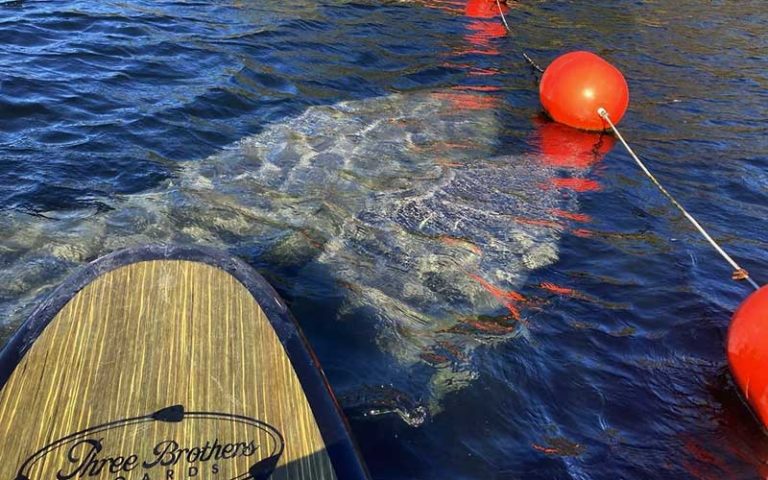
[
  {"x1": 468, "y1": 67, "x2": 502, "y2": 76},
  {"x1": 538, "y1": 282, "x2": 610, "y2": 305},
  {"x1": 419, "y1": 339, "x2": 470, "y2": 365},
  {"x1": 441, "y1": 62, "x2": 502, "y2": 77},
  {"x1": 435, "y1": 339, "x2": 466, "y2": 360},
  {"x1": 453, "y1": 84, "x2": 502, "y2": 92},
  {"x1": 434, "y1": 157, "x2": 464, "y2": 168},
  {"x1": 469, "y1": 274, "x2": 525, "y2": 302},
  {"x1": 460, "y1": 318, "x2": 520, "y2": 334},
  {"x1": 550, "y1": 209, "x2": 592, "y2": 223},
  {"x1": 438, "y1": 235, "x2": 483, "y2": 255},
  {"x1": 531, "y1": 444, "x2": 561, "y2": 455},
  {"x1": 533, "y1": 117, "x2": 616, "y2": 169},
  {"x1": 419, "y1": 351, "x2": 451, "y2": 365},
  {"x1": 468, "y1": 273, "x2": 525, "y2": 322},
  {"x1": 539, "y1": 282, "x2": 577, "y2": 296},
  {"x1": 458, "y1": 21, "x2": 508, "y2": 56},
  {"x1": 571, "y1": 228, "x2": 594, "y2": 238},
  {"x1": 546, "y1": 177, "x2": 602, "y2": 192},
  {"x1": 512, "y1": 216, "x2": 564, "y2": 230},
  {"x1": 431, "y1": 91, "x2": 499, "y2": 110}
]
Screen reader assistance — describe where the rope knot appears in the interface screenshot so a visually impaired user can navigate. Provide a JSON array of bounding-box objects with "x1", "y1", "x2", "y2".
[{"x1": 732, "y1": 268, "x2": 750, "y2": 282}]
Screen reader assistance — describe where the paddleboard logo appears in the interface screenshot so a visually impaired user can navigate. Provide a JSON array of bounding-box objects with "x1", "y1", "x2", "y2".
[{"x1": 15, "y1": 405, "x2": 284, "y2": 480}]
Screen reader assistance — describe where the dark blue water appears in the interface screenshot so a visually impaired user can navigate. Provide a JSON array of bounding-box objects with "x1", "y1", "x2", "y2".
[{"x1": 2, "y1": 1, "x2": 768, "y2": 478}]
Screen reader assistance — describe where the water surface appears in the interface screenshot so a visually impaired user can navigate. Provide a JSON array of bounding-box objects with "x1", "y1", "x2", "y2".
[{"x1": 1, "y1": 1, "x2": 767, "y2": 478}]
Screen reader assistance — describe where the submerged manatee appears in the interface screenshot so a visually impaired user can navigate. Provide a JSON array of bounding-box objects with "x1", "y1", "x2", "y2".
[{"x1": 0, "y1": 91, "x2": 594, "y2": 423}]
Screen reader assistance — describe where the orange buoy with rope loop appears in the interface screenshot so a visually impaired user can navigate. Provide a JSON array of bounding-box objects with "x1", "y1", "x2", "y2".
[
  {"x1": 728, "y1": 285, "x2": 768, "y2": 427},
  {"x1": 540, "y1": 51, "x2": 629, "y2": 131}
]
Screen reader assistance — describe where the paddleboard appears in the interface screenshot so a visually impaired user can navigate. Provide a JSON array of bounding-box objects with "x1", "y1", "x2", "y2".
[{"x1": 0, "y1": 245, "x2": 369, "y2": 480}]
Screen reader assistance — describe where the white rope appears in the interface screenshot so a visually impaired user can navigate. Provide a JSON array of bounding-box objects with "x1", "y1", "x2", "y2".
[
  {"x1": 598, "y1": 108, "x2": 760, "y2": 291},
  {"x1": 494, "y1": 0, "x2": 544, "y2": 73},
  {"x1": 494, "y1": 0, "x2": 511, "y2": 32},
  {"x1": 522, "y1": 52, "x2": 544, "y2": 73}
]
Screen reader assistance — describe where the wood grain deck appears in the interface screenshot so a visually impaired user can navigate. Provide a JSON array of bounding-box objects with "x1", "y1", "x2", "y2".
[{"x1": 0, "y1": 250, "x2": 366, "y2": 480}]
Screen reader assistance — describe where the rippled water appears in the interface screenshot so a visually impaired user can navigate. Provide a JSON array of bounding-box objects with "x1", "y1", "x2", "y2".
[{"x1": 1, "y1": 1, "x2": 767, "y2": 478}]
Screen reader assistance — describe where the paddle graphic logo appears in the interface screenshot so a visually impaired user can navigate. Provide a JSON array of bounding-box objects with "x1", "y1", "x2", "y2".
[{"x1": 15, "y1": 405, "x2": 284, "y2": 480}]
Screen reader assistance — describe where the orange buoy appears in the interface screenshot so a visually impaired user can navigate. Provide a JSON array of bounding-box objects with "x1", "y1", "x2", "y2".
[
  {"x1": 728, "y1": 285, "x2": 768, "y2": 428},
  {"x1": 465, "y1": 0, "x2": 509, "y2": 19},
  {"x1": 539, "y1": 51, "x2": 629, "y2": 132}
]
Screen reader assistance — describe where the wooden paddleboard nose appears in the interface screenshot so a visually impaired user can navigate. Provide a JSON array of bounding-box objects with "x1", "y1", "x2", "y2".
[{"x1": 0, "y1": 245, "x2": 369, "y2": 480}]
